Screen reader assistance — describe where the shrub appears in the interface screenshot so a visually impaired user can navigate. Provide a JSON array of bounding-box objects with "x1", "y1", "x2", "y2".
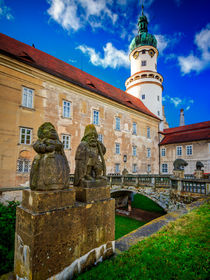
[{"x1": 0, "y1": 201, "x2": 19, "y2": 275}]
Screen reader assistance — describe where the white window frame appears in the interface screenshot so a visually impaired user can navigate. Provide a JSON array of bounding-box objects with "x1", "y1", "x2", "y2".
[
  {"x1": 186, "y1": 145, "x2": 193, "y2": 156},
  {"x1": 63, "y1": 100, "x2": 71, "y2": 118},
  {"x1": 115, "y1": 117, "x2": 121, "y2": 131},
  {"x1": 20, "y1": 127, "x2": 32, "y2": 145},
  {"x1": 147, "y1": 127, "x2": 151, "y2": 138},
  {"x1": 132, "y1": 164, "x2": 137, "y2": 173},
  {"x1": 115, "y1": 163, "x2": 120, "y2": 173},
  {"x1": 147, "y1": 164, "x2": 151, "y2": 173},
  {"x1": 98, "y1": 134, "x2": 103, "y2": 143},
  {"x1": 93, "y1": 110, "x2": 99, "y2": 125},
  {"x1": 161, "y1": 148, "x2": 166, "y2": 157},
  {"x1": 162, "y1": 163, "x2": 168, "y2": 174},
  {"x1": 132, "y1": 146, "x2": 137, "y2": 156},
  {"x1": 62, "y1": 134, "x2": 71, "y2": 149},
  {"x1": 176, "y1": 146, "x2": 182, "y2": 156},
  {"x1": 22, "y1": 86, "x2": 34, "y2": 109},
  {"x1": 147, "y1": 148, "x2": 151, "y2": 158},
  {"x1": 115, "y1": 143, "x2": 120, "y2": 155},
  {"x1": 141, "y1": 60, "x2": 146, "y2": 66},
  {"x1": 132, "y1": 122, "x2": 137, "y2": 135},
  {"x1": 17, "y1": 159, "x2": 30, "y2": 173}
]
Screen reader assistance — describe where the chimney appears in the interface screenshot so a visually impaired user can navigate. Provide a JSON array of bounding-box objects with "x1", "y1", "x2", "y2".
[{"x1": 180, "y1": 109, "x2": 185, "y2": 126}]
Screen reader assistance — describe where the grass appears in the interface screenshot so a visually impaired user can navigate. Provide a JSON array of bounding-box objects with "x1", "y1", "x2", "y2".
[
  {"x1": 115, "y1": 215, "x2": 146, "y2": 240},
  {"x1": 131, "y1": 194, "x2": 166, "y2": 214},
  {"x1": 76, "y1": 202, "x2": 210, "y2": 280}
]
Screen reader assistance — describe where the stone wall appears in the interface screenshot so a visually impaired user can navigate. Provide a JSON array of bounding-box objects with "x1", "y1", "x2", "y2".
[{"x1": 14, "y1": 188, "x2": 115, "y2": 280}]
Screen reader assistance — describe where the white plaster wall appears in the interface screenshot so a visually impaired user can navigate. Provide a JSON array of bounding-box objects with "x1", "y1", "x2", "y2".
[
  {"x1": 130, "y1": 46, "x2": 158, "y2": 75},
  {"x1": 127, "y1": 83, "x2": 163, "y2": 120}
]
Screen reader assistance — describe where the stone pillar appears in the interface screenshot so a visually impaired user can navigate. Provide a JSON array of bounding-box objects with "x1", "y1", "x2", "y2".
[
  {"x1": 14, "y1": 188, "x2": 115, "y2": 280},
  {"x1": 194, "y1": 170, "x2": 204, "y2": 179},
  {"x1": 173, "y1": 170, "x2": 185, "y2": 179}
]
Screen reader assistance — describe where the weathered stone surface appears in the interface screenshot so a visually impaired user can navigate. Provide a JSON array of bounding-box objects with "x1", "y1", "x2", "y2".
[
  {"x1": 30, "y1": 122, "x2": 70, "y2": 191},
  {"x1": 173, "y1": 170, "x2": 185, "y2": 179},
  {"x1": 173, "y1": 158, "x2": 188, "y2": 171},
  {"x1": 14, "y1": 196, "x2": 115, "y2": 280},
  {"x1": 80, "y1": 250, "x2": 96, "y2": 272},
  {"x1": 194, "y1": 170, "x2": 204, "y2": 179},
  {"x1": 22, "y1": 189, "x2": 75, "y2": 212},
  {"x1": 74, "y1": 124, "x2": 106, "y2": 187},
  {"x1": 76, "y1": 186, "x2": 110, "y2": 203}
]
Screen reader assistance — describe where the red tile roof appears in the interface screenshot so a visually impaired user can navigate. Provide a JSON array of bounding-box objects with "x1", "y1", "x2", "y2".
[
  {"x1": 0, "y1": 33, "x2": 159, "y2": 120},
  {"x1": 160, "y1": 121, "x2": 210, "y2": 145}
]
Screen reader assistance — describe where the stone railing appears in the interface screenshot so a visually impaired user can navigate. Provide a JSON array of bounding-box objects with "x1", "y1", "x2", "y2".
[
  {"x1": 107, "y1": 174, "x2": 171, "y2": 188},
  {"x1": 171, "y1": 177, "x2": 209, "y2": 195}
]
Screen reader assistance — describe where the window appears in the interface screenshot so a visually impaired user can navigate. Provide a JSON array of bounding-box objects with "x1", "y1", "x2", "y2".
[
  {"x1": 98, "y1": 134, "x2": 103, "y2": 143},
  {"x1": 147, "y1": 148, "x2": 151, "y2": 158},
  {"x1": 63, "y1": 100, "x2": 71, "y2": 118},
  {"x1": 147, "y1": 127, "x2": 151, "y2": 138},
  {"x1": 115, "y1": 163, "x2": 120, "y2": 173},
  {"x1": 62, "y1": 134, "x2": 70, "y2": 149},
  {"x1": 115, "y1": 143, "x2": 120, "y2": 154},
  {"x1": 93, "y1": 110, "x2": 99, "y2": 125},
  {"x1": 162, "y1": 164, "x2": 168, "y2": 174},
  {"x1": 157, "y1": 110, "x2": 160, "y2": 116},
  {"x1": 132, "y1": 122, "x2": 137, "y2": 134},
  {"x1": 132, "y1": 146, "x2": 137, "y2": 156},
  {"x1": 115, "y1": 117, "x2": 120, "y2": 131},
  {"x1": 157, "y1": 95, "x2": 160, "y2": 101},
  {"x1": 132, "y1": 164, "x2": 137, "y2": 173},
  {"x1": 155, "y1": 64, "x2": 157, "y2": 70},
  {"x1": 141, "y1": 60, "x2": 146, "y2": 66},
  {"x1": 161, "y1": 148, "x2": 166, "y2": 157},
  {"x1": 22, "y1": 87, "x2": 34, "y2": 108},
  {"x1": 20, "y1": 127, "x2": 32, "y2": 144},
  {"x1": 17, "y1": 159, "x2": 30, "y2": 173},
  {"x1": 176, "y1": 146, "x2": 182, "y2": 156},
  {"x1": 186, "y1": 145, "x2": 192, "y2": 156},
  {"x1": 142, "y1": 50, "x2": 146, "y2": 54},
  {"x1": 147, "y1": 164, "x2": 151, "y2": 173},
  {"x1": 142, "y1": 94, "x2": 145, "y2": 100}
]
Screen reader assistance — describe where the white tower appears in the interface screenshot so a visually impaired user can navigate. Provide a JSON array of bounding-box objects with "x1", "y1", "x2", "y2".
[{"x1": 125, "y1": 5, "x2": 164, "y2": 130}]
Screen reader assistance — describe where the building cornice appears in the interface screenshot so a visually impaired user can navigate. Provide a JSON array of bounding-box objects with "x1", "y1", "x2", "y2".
[{"x1": 126, "y1": 81, "x2": 163, "y2": 91}]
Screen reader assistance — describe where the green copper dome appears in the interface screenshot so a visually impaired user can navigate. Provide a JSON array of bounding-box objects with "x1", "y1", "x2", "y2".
[{"x1": 130, "y1": 6, "x2": 157, "y2": 53}]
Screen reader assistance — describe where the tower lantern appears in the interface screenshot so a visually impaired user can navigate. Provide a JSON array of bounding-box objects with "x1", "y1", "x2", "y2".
[{"x1": 125, "y1": 4, "x2": 164, "y2": 130}]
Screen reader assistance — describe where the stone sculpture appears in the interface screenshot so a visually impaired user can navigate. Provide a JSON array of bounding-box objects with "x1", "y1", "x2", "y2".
[
  {"x1": 30, "y1": 122, "x2": 70, "y2": 190},
  {"x1": 74, "y1": 124, "x2": 106, "y2": 187},
  {"x1": 196, "y1": 161, "x2": 204, "y2": 171},
  {"x1": 173, "y1": 158, "x2": 188, "y2": 171}
]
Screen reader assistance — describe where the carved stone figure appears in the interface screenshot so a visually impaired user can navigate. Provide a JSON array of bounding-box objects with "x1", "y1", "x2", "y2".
[
  {"x1": 173, "y1": 159, "x2": 188, "y2": 171},
  {"x1": 30, "y1": 122, "x2": 70, "y2": 190},
  {"x1": 74, "y1": 124, "x2": 106, "y2": 187},
  {"x1": 196, "y1": 161, "x2": 204, "y2": 171}
]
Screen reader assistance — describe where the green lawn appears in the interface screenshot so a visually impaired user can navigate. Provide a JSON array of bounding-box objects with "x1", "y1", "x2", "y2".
[
  {"x1": 76, "y1": 202, "x2": 210, "y2": 280},
  {"x1": 115, "y1": 215, "x2": 146, "y2": 240},
  {"x1": 132, "y1": 193, "x2": 166, "y2": 214}
]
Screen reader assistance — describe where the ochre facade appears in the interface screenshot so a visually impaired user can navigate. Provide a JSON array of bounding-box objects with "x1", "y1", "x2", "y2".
[
  {"x1": 160, "y1": 140, "x2": 210, "y2": 174},
  {"x1": 0, "y1": 53, "x2": 160, "y2": 188}
]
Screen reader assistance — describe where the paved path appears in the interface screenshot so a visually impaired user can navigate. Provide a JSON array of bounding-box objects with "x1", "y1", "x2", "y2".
[{"x1": 115, "y1": 198, "x2": 208, "y2": 254}]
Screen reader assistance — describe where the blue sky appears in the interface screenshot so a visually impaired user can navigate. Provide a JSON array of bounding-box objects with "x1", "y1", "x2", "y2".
[{"x1": 0, "y1": 0, "x2": 209, "y2": 128}]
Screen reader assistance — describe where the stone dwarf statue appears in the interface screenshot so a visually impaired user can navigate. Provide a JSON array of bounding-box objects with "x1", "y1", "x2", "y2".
[
  {"x1": 74, "y1": 124, "x2": 106, "y2": 186},
  {"x1": 30, "y1": 122, "x2": 70, "y2": 191}
]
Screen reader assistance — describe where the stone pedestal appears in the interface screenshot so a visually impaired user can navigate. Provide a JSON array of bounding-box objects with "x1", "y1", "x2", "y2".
[
  {"x1": 194, "y1": 170, "x2": 204, "y2": 179},
  {"x1": 173, "y1": 170, "x2": 184, "y2": 179},
  {"x1": 14, "y1": 188, "x2": 115, "y2": 280}
]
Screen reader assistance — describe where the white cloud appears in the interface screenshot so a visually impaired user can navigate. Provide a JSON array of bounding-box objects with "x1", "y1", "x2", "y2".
[
  {"x1": 163, "y1": 95, "x2": 194, "y2": 111},
  {"x1": 178, "y1": 24, "x2": 210, "y2": 75},
  {"x1": 155, "y1": 32, "x2": 182, "y2": 54},
  {"x1": 47, "y1": 0, "x2": 118, "y2": 32},
  {"x1": 0, "y1": 0, "x2": 14, "y2": 20},
  {"x1": 77, "y1": 42, "x2": 129, "y2": 69}
]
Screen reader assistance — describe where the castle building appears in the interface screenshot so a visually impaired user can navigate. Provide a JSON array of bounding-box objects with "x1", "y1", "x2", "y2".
[
  {"x1": 125, "y1": 6, "x2": 164, "y2": 130},
  {"x1": 0, "y1": 19, "x2": 161, "y2": 188},
  {"x1": 159, "y1": 121, "x2": 210, "y2": 174}
]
